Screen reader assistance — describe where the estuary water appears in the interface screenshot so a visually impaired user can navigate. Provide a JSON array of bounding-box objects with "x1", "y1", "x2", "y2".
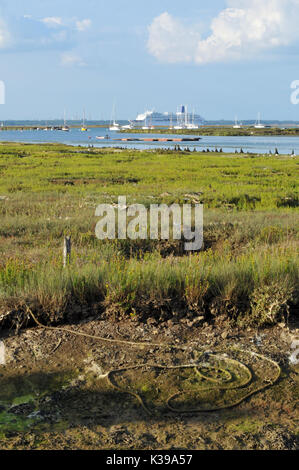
[{"x1": 1, "y1": 127, "x2": 299, "y2": 154}]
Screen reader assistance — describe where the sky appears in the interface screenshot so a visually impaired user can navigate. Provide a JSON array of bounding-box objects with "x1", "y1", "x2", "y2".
[{"x1": 1, "y1": 0, "x2": 299, "y2": 120}]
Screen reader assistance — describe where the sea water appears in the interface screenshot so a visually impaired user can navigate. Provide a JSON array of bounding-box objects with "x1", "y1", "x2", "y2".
[{"x1": 1, "y1": 128, "x2": 299, "y2": 154}]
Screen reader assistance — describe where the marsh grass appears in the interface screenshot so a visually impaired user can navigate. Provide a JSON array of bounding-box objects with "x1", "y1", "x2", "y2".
[
  {"x1": 121, "y1": 126, "x2": 299, "y2": 137},
  {"x1": 0, "y1": 144, "x2": 298, "y2": 328},
  {"x1": 0, "y1": 243, "x2": 297, "y2": 329}
]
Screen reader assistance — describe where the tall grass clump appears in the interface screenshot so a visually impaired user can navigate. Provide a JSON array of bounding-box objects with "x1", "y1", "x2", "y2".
[{"x1": 0, "y1": 245, "x2": 297, "y2": 329}]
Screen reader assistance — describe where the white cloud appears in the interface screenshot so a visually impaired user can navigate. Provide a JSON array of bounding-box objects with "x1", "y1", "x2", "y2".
[
  {"x1": 147, "y1": 12, "x2": 201, "y2": 63},
  {"x1": 60, "y1": 52, "x2": 86, "y2": 67},
  {"x1": 0, "y1": 14, "x2": 92, "y2": 53},
  {"x1": 0, "y1": 19, "x2": 11, "y2": 49},
  {"x1": 39, "y1": 16, "x2": 92, "y2": 33},
  {"x1": 41, "y1": 17, "x2": 63, "y2": 28},
  {"x1": 76, "y1": 19, "x2": 92, "y2": 32},
  {"x1": 148, "y1": 0, "x2": 299, "y2": 64}
]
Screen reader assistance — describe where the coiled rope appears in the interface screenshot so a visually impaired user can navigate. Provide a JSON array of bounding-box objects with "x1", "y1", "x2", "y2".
[{"x1": 26, "y1": 308, "x2": 281, "y2": 415}]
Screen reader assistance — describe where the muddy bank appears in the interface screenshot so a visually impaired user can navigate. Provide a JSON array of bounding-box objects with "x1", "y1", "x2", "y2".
[{"x1": 0, "y1": 317, "x2": 298, "y2": 450}]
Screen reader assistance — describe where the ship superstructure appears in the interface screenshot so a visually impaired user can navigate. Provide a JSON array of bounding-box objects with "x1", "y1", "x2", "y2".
[{"x1": 131, "y1": 106, "x2": 204, "y2": 129}]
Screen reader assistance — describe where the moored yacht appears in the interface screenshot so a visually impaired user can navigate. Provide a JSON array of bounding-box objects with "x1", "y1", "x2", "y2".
[
  {"x1": 109, "y1": 102, "x2": 120, "y2": 131},
  {"x1": 233, "y1": 116, "x2": 241, "y2": 129},
  {"x1": 62, "y1": 110, "x2": 70, "y2": 131},
  {"x1": 254, "y1": 112, "x2": 265, "y2": 129},
  {"x1": 81, "y1": 109, "x2": 88, "y2": 131},
  {"x1": 109, "y1": 121, "x2": 120, "y2": 131}
]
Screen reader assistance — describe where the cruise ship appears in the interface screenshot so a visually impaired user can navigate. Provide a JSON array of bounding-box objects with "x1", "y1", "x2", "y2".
[{"x1": 130, "y1": 106, "x2": 204, "y2": 129}]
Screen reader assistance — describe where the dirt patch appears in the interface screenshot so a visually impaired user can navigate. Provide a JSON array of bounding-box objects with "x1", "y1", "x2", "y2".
[
  {"x1": 48, "y1": 176, "x2": 140, "y2": 186},
  {"x1": 0, "y1": 317, "x2": 298, "y2": 450}
]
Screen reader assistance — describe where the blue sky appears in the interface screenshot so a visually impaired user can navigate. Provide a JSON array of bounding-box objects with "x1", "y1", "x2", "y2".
[{"x1": 1, "y1": 0, "x2": 299, "y2": 120}]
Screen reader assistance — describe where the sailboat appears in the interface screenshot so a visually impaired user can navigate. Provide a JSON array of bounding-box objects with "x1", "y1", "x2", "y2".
[
  {"x1": 109, "y1": 121, "x2": 120, "y2": 131},
  {"x1": 81, "y1": 110, "x2": 88, "y2": 131},
  {"x1": 174, "y1": 105, "x2": 186, "y2": 130},
  {"x1": 62, "y1": 110, "x2": 70, "y2": 131},
  {"x1": 186, "y1": 108, "x2": 199, "y2": 129},
  {"x1": 142, "y1": 115, "x2": 149, "y2": 130},
  {"x1": 122, "y1": 120, "x2": 133, "y2": 130},
  {"x1": 254, "y1": 112, "x2": 265, "y2": 129},
  {"x1": 149, "y1": 114, "x2": 155, "y2": 130},
  {"x1": 174, "y1": 108, "x2": 183, "y2": 130},
  {"x1": 233, "y1": 116, "x2": 241, "y2": 129},
  {"x1": 109, "y1": 103, "x2": 120, "y2": 131}
]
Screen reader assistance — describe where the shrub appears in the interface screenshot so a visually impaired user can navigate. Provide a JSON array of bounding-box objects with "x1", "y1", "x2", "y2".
[
  {"x1": 249, "y1": 281, "x2": 293, "y2": 326},
  {"x1": 258, "y1": 226, "x2": 284, "y2": 244}
]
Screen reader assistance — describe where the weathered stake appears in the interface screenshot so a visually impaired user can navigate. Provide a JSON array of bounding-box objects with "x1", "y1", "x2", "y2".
[{"x1": 63, "y1": 236, "x2": 71, "y2": 267}]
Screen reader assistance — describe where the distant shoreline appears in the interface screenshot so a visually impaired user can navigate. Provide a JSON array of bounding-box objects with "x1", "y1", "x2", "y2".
[
  {"x1": 0, "y1": 124, "x2": 108, "y2": 131},
  {"x1": 120, "y1": 126, "x2": 299, "y2": 137},
  {"x1": 2, "y1": 125, "x2": 299, "y2": 137}
]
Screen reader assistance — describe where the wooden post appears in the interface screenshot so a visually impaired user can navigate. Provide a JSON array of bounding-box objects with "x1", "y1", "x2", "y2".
[{"x1": 63, "y1": 236, "x2": 71, "y2": 267}]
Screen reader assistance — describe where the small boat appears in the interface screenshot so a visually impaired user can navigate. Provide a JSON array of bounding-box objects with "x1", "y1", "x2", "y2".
[
  {"x1": 96, "y1": 136, "x2": 105, "y2": 140},
  {"x1": 109, "y1": 102, "x2": 120, "y2": 131},
  {"x1": 122, "y1": 121, "x2": 133, "y2": 130},
  {"x1": 109, "y1": 121, "x2": 120, "y2": 131},
  {"x1": 233, "y1": 116, "x2": 241, "y2": 129},
  {"x1": 186, "y1": 110, "x2": 199, "y2": 129},
  {"x1": 254, "y1": 112, "x2": 265, "y2": 129},
  {"x1": 169, "y1": 113, "x2": 173, "y2": 130},
  {"x1": 142, "y1": 115, "x2": 150, "y2": 130},
  {"x1": 62, "y1": 110, "x2": 70, "y2": 131},
  {"x1": 81, "y1": 109, "x2": 88, "y2": 131}
]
